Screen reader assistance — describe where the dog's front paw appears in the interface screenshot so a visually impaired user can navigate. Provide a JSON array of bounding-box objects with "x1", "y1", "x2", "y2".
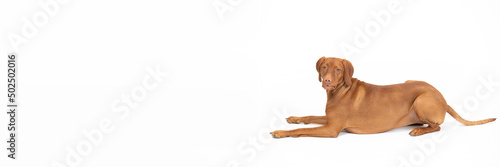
[
  {"x1": 286, "y1": 116, "x2": 307, "y2": 124},
  {"x1": 270, "y1": 130, "x2": 289, "y2": 138}
]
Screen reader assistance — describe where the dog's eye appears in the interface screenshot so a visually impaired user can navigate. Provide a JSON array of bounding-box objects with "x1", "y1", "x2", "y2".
[
  {"x1": 336, "y1": 68, "x2": 341, "y2": 71},
  {"x1": 322, "y1": 66, "x2": 326, "y2": 69}
]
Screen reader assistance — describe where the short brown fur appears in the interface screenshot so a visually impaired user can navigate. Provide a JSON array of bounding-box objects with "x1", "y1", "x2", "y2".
[{"x1": 271, "y1": 57, "x2": 496, "y2": 138}]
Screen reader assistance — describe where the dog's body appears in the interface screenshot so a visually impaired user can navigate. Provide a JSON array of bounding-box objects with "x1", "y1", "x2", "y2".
[{"x1": 271, "y1": 57, "x2": 496, "y2": 138}]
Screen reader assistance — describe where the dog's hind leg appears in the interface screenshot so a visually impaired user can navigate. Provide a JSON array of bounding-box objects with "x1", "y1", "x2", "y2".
[
  {"x1": 410, "y1": 122, "x2": 441, "y2": 136},
  {"x1": 409, "y1": 92, "x2": 447, "y2": 136}
]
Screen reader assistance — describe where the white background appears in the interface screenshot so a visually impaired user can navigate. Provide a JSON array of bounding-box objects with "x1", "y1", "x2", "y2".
[{"x1": 1, "y1": 0, "x2": 500, "y2": 166}]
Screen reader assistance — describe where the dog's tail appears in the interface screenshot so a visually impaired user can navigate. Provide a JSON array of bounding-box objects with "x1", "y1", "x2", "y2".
[{"x1": 447, "y1": 105, "x2": 496, "y2": 125}]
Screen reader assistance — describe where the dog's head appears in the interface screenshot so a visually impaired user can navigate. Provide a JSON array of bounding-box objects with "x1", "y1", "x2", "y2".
[{"x1": 316, "y1": 57, "x2": 354, "y2": 91}]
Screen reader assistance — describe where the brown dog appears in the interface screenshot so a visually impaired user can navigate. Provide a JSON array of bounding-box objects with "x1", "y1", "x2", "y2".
[{"x1": 270, "y1": 57, "x2": 496, "y2": 138}]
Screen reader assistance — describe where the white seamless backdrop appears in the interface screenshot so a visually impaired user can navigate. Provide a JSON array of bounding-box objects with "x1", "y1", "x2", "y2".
[{"x1": 0, "y1": 0, "x2": 499, "y2": 167}]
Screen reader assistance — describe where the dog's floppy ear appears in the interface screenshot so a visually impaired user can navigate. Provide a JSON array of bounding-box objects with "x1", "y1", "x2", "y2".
[
  {"x1": 342, "y1": 59, "x2": 354, "y2": 87},
  {"x1": 316, "y1": 57, "x2": 326, "y2": 82}
]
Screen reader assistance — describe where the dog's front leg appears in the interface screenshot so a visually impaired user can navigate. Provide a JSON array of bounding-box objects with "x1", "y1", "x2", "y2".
[
  {"x1": 270, "y1": 125, "x2": 343, "y2": 138},
  {"x1": 286, "y1": 116, "x2": 327, "y2": 124}
]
